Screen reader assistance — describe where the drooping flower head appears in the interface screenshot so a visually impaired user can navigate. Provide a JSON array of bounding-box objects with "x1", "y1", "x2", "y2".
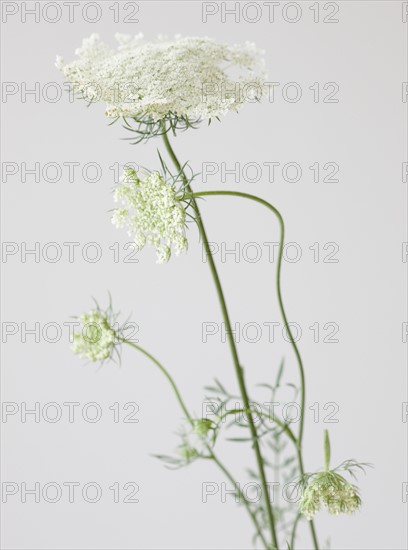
[
  {"x1": 72, "y1": 303, "x2": 119, "y2": 362},
  {"x1": 299, "y1": 469, "x2": 362, "y2": 520},
  {"x1": 298, "y1": 431, "x2": 367, "y2": 520},
  {"x1": 56, "y1": 33, "x2": 267, "y2": 127},
  {"x1": 112, "y1": 167, "x2": 188, "y2": 263}
]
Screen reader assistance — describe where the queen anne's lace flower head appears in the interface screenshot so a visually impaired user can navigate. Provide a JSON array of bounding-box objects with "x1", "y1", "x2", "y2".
[
  {"x1": 299, "y1": 430, "x2": 364, "y2": 520},
  {"x1": 56, "y1": 33, "x2": 267, "y2": 123},
  {"x1": 112, "y1": 167, "x2": 188, "y2": 263},
  {"x1": 72, "y1": 309, "x2": 117, "y2": 362},
  {"x1": 299, "y1": 470, "x2": 361, "y2": 520}
]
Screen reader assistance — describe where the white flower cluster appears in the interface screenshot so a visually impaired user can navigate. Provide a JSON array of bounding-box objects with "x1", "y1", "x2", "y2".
[
  {"x1": 56, "y1": 33, "x2": 267, "y2": 121},
  {"x1": 299, "y1": 470, "x2": 361, "y2": 520},
  {"x1": 112, "y1": 168, "x2": 188, "y2": 263},
  {"x1": 72, "y1": 310, "x2": 116, "y2": 362}
]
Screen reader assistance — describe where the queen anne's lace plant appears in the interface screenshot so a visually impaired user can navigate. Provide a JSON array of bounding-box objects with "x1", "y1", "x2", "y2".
[
  {"x1": 61, "y1": 31, "x2": 370, "y2": 548},
  {"x1": 72, "y1": 309, "x2": 117, "y2": 362},
  {"x1": 112, "y1": 167, "x2": 188, "y2": 263},
  {"x1": 56, "y1": 33, "x2": 267, "y2": 122}
]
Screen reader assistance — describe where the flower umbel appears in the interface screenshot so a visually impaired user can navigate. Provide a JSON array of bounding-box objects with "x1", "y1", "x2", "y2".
[
  {"x1": 112, "y1": 167, "x2": 188, "y2": 263},
  {"x1": 299, "y1": 431, "x2": 366, "y2": 520},
  {"x1": 299, "y1": 469, "x2": 361, "y2": 520},
  {"x1": 72, "y1": 308, "x2": 117, "y2": 362},
  {"x1": 56, "y1": 33, "x2": 267, "y2": 123}
]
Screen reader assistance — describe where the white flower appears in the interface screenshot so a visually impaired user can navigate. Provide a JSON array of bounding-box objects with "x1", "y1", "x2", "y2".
[
  {"x1": 299, "y1": 470, "x2": 362, "y2": 520},
  {"x1": 72, "y1": 310, "x2": 116, "y2": 362},
  {"x1": 56, "y1": 33, "x2": 267, "y2": 122},
  {"x1": 299, "y1": 431, "x2": 365, "y2": 520},
  {"x1": 112, "y1": 167, "x2": 188, "y2": 263}
]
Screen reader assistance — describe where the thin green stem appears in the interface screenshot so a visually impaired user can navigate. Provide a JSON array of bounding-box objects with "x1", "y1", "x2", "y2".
[
  {"x1": 122, "y1": 339, "x2": 269, "y2": 549},
  {"x1": 289, "y1": 512, "x2": 302, "y2": 549},
  {"x1": 121, "y1": 340, "x2": 190, "y2": 419},
  {"x1": 295, "y1": 450, "x2": 319, "y2": 549},
  {"x1": 189, "y1": 190, "x2": 306, "y2": 445},
  {"x1": 161, "y1": 127, "x2": 280, "y2": 550},
  {"x1": 208, "y1": 453, "x2": 269, "y2": 550},
  {"x1": 188, "y1": 190, "x2": 319, "y2": 550}
]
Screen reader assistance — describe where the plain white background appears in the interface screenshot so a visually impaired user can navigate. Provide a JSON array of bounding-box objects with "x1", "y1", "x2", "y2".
[{"x1": 1, "y1": 1, "x2": 407, "y2": 548}]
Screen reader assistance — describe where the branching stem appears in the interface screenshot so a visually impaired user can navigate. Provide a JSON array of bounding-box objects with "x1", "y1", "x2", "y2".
[
  {"x1": 161, "y1": 126, "x2": 280, "y2": 550},
  {"x1": 122, "y1": 339, "x2": 269, "y2": 549},
  {"x1": 189, "y1": 190, "x2": 320, "y2": 550}
]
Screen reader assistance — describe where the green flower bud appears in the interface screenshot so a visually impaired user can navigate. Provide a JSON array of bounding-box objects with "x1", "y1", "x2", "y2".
[{"x1": 193, "y1": 418, "x2": 213, "y2": 438}]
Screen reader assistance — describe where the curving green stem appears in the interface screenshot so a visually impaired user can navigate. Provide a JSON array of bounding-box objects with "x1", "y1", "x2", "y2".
[
  {"x1": 161, "y1": 127, "x2": 280, "y2": 550},
  {"x1": 188, "y1": 190, "x2": 319, "y2": 550},
  {"x1": 189, "y1": 190, "x2": 306, "y2": 445},
  {"x1": 122, "y1": 339, "x2": 269, "y2": 549},
  {"x1": 122, "y1": 339, "x2": 191, "y2": 419}
]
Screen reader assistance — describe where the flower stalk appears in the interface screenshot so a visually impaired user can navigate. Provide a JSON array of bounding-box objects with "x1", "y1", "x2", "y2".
[
  {"x1": 187, "y1": 189, "x2": 319, "y2": 550},
  {"x1": 122, "y1": 339, "x2": 270, "y2": 549},
  {"x1": 161, "y1": 127, "x2": 280, "y2": 550}
]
